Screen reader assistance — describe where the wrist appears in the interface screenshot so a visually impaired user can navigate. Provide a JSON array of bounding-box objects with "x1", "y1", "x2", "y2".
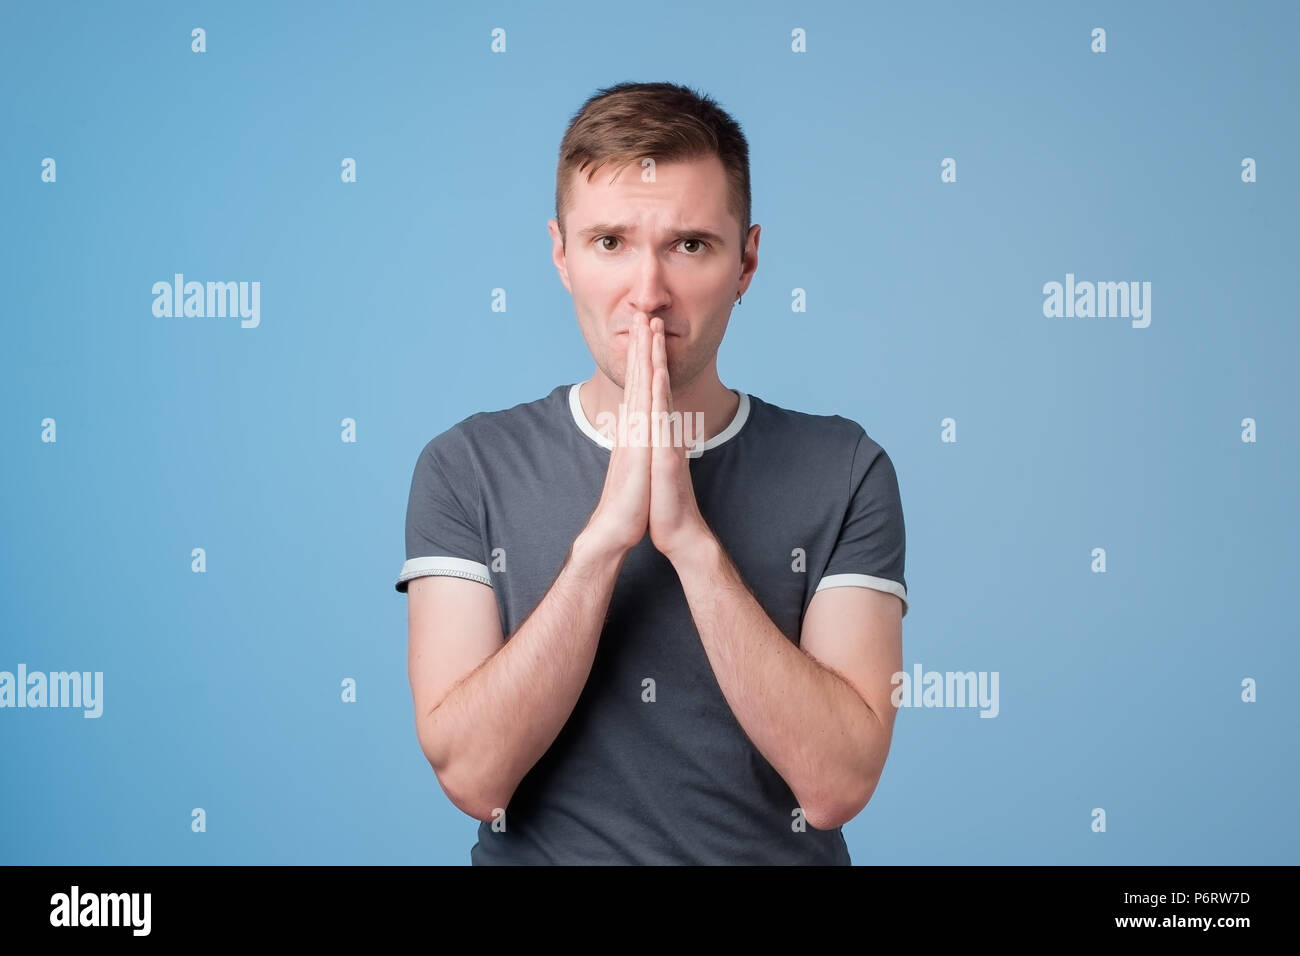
[
  {"x1": 572, "y1": 524, "x2": 634, "y2": 574},
  {"x1": 662, "y1": 522, "x2": 718, "y2": 570}
]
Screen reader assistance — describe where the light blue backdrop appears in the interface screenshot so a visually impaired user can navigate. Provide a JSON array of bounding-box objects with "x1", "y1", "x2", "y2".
[{"x1": 2, "y1": 0, "x2": 1296, "y2": 864}]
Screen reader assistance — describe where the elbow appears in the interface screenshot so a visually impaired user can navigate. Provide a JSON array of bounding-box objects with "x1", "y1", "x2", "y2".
[
  {"x1": 802, "y1": 769, "x2": 883, "y2": 831},
  {"x1": 419, "y1": 735, "x2": 512, "y2": 824},
  {"x1": 442, "y1": 772, "x2": 509, "y2": 825},
  {"x1": 805, "y1": 716, "x2": 893, "y2": 829}
]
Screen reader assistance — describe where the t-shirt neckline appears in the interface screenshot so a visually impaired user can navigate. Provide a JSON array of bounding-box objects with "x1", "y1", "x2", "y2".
[{"x1": 567, "y1": 382, "x2": 751, "y2": 458}]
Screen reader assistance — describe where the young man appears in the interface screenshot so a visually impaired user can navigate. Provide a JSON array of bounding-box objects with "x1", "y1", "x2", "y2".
[{"x1": 395, "y1": 82, "x2": 908, "y2": 864}]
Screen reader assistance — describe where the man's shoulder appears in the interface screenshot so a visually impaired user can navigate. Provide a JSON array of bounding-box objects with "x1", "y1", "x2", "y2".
[
  {"x1": 745, "y1": 391, "x2": 882, "y2": 458},
  {"x1": 419, "y1": 384, "x2": 571, "y2": 456}
]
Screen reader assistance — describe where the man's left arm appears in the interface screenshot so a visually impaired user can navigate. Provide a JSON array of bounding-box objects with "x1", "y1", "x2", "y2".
[
  {"x1": 643, "y1": 317, "x2": 904, "y2": 830},
  {"x1": 666, "y1": 532, "x2": 903, "y2": 831}
]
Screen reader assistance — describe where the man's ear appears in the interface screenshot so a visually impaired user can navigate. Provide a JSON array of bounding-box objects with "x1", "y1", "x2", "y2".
[
  {"x1": 547, "y1": 218, "x2": 572, "y2": 293},
  {"x1": 735, "y1": 223, "x2": 760, "y2": 300}
]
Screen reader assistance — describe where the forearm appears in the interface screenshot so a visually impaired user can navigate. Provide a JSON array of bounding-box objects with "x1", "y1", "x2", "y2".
[
  {"x1": 668, "y1": 532, "x2": 888, "y2": 829},
  {"x1": 427, "y1": 528, "x2": 626, "y2": 820}
]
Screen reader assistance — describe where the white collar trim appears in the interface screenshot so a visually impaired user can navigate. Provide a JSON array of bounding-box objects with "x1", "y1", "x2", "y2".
[{"x1": 568, "y1": 383, "x2": 750, "y2": 458}]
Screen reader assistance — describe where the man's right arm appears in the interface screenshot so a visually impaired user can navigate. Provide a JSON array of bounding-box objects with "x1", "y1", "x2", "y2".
[
  {"x1": 407, "y1": 312, "x2": 656, "y2": 822},
  {"x1": 406, "y1": 526, "x2": 629, "y2": 822}
]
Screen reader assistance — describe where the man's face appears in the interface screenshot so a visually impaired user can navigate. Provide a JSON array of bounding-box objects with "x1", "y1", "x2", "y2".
[{"x1": 549, "y1": 153, "x2": 758, "y2": 393}]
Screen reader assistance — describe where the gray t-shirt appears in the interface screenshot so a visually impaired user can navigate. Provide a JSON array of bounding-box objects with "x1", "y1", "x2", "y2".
[{"x1": 396, "y1": 383, "x2": 908, "y2": 864}]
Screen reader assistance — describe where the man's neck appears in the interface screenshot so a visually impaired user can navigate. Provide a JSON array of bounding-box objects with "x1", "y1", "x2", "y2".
[{"x1": 579, "y1": 371, "x2": 740, "y2": 446}]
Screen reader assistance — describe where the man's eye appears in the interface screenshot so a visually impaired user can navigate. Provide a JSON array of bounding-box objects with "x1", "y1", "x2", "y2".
[{"x1": 593, "y1": 236, "x2": 709, "y2": 254}]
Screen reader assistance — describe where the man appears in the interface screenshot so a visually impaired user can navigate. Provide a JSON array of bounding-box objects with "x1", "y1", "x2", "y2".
[{"x1": 395, "y1": 81, "x2": 908, "y2": 865}]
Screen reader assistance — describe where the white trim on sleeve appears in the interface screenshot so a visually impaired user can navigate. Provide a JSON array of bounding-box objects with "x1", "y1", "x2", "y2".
[
  {"x1": 396, "y1": 556, "x2": 493, "y2": 590},
  {"x1": 814, "y1": 573, "x2": 908, "y2": 616}
]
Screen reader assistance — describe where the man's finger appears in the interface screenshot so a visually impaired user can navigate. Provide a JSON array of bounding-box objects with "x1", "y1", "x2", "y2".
[
  {"x1": 649, "y1": 323, "x2": 664, "y2": 450},
  {"x1": 638, "y1": 313, "x2": 653, "y2": 426},
  {"x1": 626, "y1": 311, "x2": 642, "y2": 418},
  {"x1": 651, "y1": 360, "x2": 662, "y2": 449}
]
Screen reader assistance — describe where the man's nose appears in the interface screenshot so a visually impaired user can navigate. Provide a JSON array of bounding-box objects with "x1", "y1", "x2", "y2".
[{"x1": 628, "y1": 255, "x2": 671, "y2": 316}]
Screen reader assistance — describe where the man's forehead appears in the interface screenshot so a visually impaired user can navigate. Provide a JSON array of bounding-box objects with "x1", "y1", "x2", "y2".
[{"x1": 567, "y1": 155, "x2": 732, "y2": 234}]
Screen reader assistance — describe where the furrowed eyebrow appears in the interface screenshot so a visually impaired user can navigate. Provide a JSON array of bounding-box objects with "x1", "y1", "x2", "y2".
[{"x1": 576, "y1": 223, "x2": 728, "y2": 246}]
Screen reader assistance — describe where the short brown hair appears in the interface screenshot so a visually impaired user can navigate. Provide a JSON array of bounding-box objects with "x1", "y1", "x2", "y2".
[{"x1": 554, "y1": 81, "x2": 751, "y2": 257}]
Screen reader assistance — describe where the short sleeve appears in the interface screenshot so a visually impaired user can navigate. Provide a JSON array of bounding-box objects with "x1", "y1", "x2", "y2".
[
  {"x1": 814, "y1": 430, "x2": 909, "y2": 618},
  {"x1": 394, "y1": 429, "x2": 492, "y2": 593}
]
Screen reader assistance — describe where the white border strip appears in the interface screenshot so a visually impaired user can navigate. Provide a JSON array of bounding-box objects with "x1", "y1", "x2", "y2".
[
  {"x1": 815, "y1": 573, "x2": 909, "y2": 616},
  {"x1": 569, "y1": 383, "x2": 750, "y2": 458},
  {"x1": 396, "y1": 556, "x2": 492, "y2": 590},
  {"x1": 569, "y1": 382, "x2": 613, "y2": 448}
]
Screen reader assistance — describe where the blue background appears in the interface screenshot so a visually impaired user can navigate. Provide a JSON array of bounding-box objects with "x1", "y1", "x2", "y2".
[{"x1": 2, "y1": 0, "x2": 1296, "y2": 864}]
